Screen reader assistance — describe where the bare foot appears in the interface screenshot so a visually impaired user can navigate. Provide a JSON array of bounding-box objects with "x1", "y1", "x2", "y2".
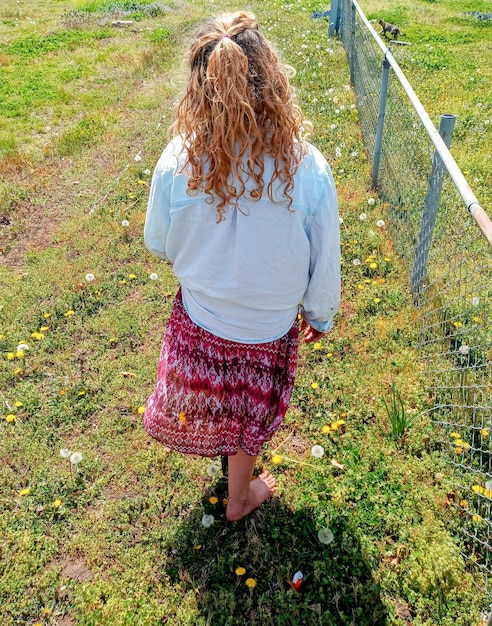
[{"x1": 226, "y1": 471, "x2": 276, "y2": 521}]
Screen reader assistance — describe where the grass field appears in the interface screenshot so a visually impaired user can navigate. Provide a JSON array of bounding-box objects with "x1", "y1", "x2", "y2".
[{"x1": 0, "y1": 0, "x2": 490, "y2": 624}]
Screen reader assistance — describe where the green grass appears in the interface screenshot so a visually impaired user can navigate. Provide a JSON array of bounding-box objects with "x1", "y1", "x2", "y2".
[{"x1": 0, "y1": 0, "x2": 490, "y2": 624}]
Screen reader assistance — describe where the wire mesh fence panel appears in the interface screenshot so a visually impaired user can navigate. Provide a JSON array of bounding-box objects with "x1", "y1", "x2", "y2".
[{"x1": 336, "y1": 0, "x2": 492, "y2": 590}]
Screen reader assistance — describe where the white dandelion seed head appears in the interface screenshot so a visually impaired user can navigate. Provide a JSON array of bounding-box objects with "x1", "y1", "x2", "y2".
[
  {"x1": 351, "y1": 151, "x2": 358, "y2": 157},
  {"x1": 330, "y1": 124, "x2": 337, "y2": 130},
  {"x1": 144, "y1": 169, "x2": 151, "y2": 175},
  {"x1": 471, "y1": 297, "x2": 480, "y2": 306},
  {"x1": 367, "y1": 198, "x2": 375, "y2": 206},
  {"x1": 458, "y1": 345, "x2": 470, "y2": 355},
  {"x1": 311, "y1": 444, "x2": 325, "y2": 459},
  {"x1": 352, "y1": 258, "x2": 361, "y2": 266},
  {"x1": 134, "y1": 153, "x2": 142, "y2": 162},
  {"x1": 121, "y1": 220, "x2": 130, "y2": 227},
  {"x1": 201, "y1": 514, "x2": 214, "y2": 528},
  {"x1": 318, "y1": 527, "x2": 334, "y2": 545},
  {"x1": 70, "y1": 452, "x2": 83, "y2": 465},
  {"x1": 149, "y1": 272, "x2": 158, "y2": 281},
  {"x1": 359, "y1": 213, "x2": 367, "y2": 221},
  {"x1": 60, "y1": 449, "x2": 72, "y2": 458},
  {"x1": 207, "y1": 464, "x2": 220, "y2": 477},
  {"x1": 17, "y1": 343, "x2": 29, "y2": 352},
  {"x1": 85, "y1": 273, "x2": 95, "y2": 282},
  {"x1": 377, "y1": 220, "x2": 385, "y2": 228}
]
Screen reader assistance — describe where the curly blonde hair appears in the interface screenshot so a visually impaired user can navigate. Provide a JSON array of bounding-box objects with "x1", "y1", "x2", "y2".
[{"x1": 172, "y1": 11, "x2": 307, "y2": 222}]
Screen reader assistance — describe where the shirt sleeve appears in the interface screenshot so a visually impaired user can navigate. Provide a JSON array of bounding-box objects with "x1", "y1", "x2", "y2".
[
  {"x1": 143, "y1": 143, "x2": 175, "y2": 260},
  {"x1": 301, "y1": 164, "x2": 341, "y2": 332}
]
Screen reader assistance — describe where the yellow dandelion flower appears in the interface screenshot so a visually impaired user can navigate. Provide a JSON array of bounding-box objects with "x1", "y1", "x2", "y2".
[
  {"x1": 473, "y1": 515, "x2": 483, "y2": 523},
  {"x1": 120, "y1": 279, "x2": 127, "y2": 284},
  {"x1": 369, "y1": 262, "x2": 378, "y2": 269},
  {"x1": 484, "y1": 490, "x2": 492, "y2": 500},
  {"x1": 310, "y1": 382, "x2": 319, "y2": 390},
  {"x1": 30, "y1": 332, "x2": 44, "y2": 340},
  {"x1": 128, "y1": 273, "x2": 136, "y2": 279},
  {"x1": 209, "y1": 497, "x2": 218, "y2": 505},
  {"x1": 7, "y1": 352, "x2": 15, "y2": 360},
  {"x1": 472, "y1": 485, "x2": 485, "y2": 494},
  {"x1": 462, "y1": 442, "x2": 470, "y2": 450},
  {"x1": 195, "y1": 545, "x2": 202, "y2": 550},
  {"x1": 373, "y1": 298, "x2": 381, "y2": 304},
  {"x1": 64, "y1": 310, "x2": 75, "y2": 317},
  {"x1": 384, "y1": 257, "x2": 391, "y2": 262},
  {"x1": 5, "y1": 414, "x2": 15, "y2": 423},
  {"x1": 460, "y1": 500, "x2": 468, "y2": 508},
  {"x1": 364, "y1": 279, "x2": 371, "y2": 284},
  {"x1": 271, "y1": 454, "x2": 283, "y2": 465},
  {"x1": 455, "y1": 447, "x2": 463, "y2": 454},
  {"x1": 14, "y1": 402, "x2": 23, "y2": 408},
  {"x1": 313, "y1": 342, "x2": 322, "y2": 351},
  {"x1": 455, "y1": 439, "x2": 464, "y2": 446},
  {"x1": 137, "y1": 406, "x2": 145, "y2": 415},
  {"x1": 19, "y1": 488, "x2": 30, "y2": 496},
  {"x1": 40, "y1": 326, "x2": 49, "y2": 332},
  {"x1": 337, "y1": 419, "x2": 346, "y2": 426},
  {"x1": 480, "y1": 430, "x2": 489, "y2": 437},
  {"x1": 472, "y1": 316, "x2": 479, "y2": 322},
  {"x1": 327, "y1": 352, "x2": 333, "y2": 357},
  {"x1": 322, "y1": 425, "x2": 331, "y2": 434},
  {"x1": 245, "y1": 578, "x2": 257, "y2": 588},
  {"x1": 43, "y1": 313, "x2": 51, "y2": 319},
  {"x1": 77, "y1": 390, "x2": 86, "y2": 397},
  {"x1": 15, "y1": 351, "x2": 25, "y2": 358},
  {"x1": 235, "y1": 567, "x2": 246, "y2": 576},
  {"x1": 42, "y1": 607, "x2": 51, "y2": 616},
  {"x1": 53, "y1": 499, "x2": 62, "y2": 507},
  {"x1": 450, "y1": 432, "x2": 460, "y2": 438}
]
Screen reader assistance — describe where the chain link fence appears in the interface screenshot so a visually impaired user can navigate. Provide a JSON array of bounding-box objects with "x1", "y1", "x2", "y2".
[{"x1": 332, "y1": 0, "x2": 492, "y2": 591}]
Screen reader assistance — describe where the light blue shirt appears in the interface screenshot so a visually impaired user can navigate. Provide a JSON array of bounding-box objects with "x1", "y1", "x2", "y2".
[{"x1": 144, "y1": 137, "x2": 341, "y2": 343}]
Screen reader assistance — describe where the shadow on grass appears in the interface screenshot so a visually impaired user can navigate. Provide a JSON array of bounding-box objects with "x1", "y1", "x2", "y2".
[{"x1": 164, "y1": 476, "x2": 388, "y2": 626}]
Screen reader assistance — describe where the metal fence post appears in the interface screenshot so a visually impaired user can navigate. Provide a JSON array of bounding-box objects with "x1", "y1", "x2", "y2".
[
  {"x1": 411, "y1": 114, "x2": 456, "y2": 299},
  {"x1": 349, "y1": 2, "x2": 356, "y2": 82},
  {"x1": 329, "y1": 0, "x2": 340, "y2": 37},
  {"x1": 371, "y1": 56, "x2": 391, "y2": 190}
]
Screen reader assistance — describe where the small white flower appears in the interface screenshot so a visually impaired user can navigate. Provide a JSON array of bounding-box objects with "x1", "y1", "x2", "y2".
[
  {"x1": 338, "y1": 217, "x2": 343, "y2": 225},
  {"x1": 207, "y1": 464, "x2": 220, "y2": 477},
  {"x1": 17, "y1": 343, "x2": 29, "y2": 352},
  {"x1": 318, "y1": 527, "x2": 334, "y2": 545},
  {"x1": 85, "y1": 273, "x2": 95, "y2": 282},
  {"x1": 359, "y1": 213, "x2": 367, "y2": 221},
  {"x1": 121, "y1": 220, "x2": 130, "y2": 227},
  {"x1": 60, "y1": 449, "x2": 72, "y2": 458},
  {"x1": 377, "y1": 220, "x2": 385, "y2": 228},
  {"x1": 330, "y1": 124, "x2": 337, "y2": 130},
  {"x1": 367, "y1": 198, "x2": 375, "y2": 206},
  {"x1": 352, "y1": 258, "x2": 361, "y2": 266},
  {"x1": 311, "y1": 445, "x2": 324, "y2": 459},
  {"x1": 201, "y1": 514, "x2": 214, "y2": 528},
  {"x1": 149, "y1": 273, "x2": 158, "y2": 280},
  {"x1": 458, "y1": 345, "x2": 470, "y2": 355},
  {"x1": 471, "y1": 297, "x2": 480, "y2": 306},
  {"x1": 351, "y1": 151, "x2": 358, "y2": 157},
  {"x1": 144, "y1": 169, "x2": 151, "y2": 175},
  {"x1": 70, "y1": 452, "x2": 83, "y2": 465},
  {"x1": 134, "y1": 153, "x2": 142, "y2": 162}
]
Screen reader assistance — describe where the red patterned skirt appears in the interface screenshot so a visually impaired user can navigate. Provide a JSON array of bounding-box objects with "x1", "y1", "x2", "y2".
[{"x1": 143, "y1": 290, "x2": 299, "y2": 457}]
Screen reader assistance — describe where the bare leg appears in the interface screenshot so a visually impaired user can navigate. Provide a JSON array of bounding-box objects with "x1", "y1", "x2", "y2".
[{"x1": 226, "y1": 447, "x2": 276, "y2": 521}]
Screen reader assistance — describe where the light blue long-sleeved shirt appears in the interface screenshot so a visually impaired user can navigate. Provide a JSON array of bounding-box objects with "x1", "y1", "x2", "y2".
[{"x1": 144, "y1": 137, "x2": 341, "y2": 344}]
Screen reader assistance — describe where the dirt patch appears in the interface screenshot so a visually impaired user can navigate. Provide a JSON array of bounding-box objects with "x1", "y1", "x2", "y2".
[{"x1": 50, "y1": 555, "x2": 94, "y2": 582}]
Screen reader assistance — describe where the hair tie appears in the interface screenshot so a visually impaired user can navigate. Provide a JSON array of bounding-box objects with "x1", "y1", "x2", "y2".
[{"x1": 220, "y1": 33, "x2": 231, "y2": 39}]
